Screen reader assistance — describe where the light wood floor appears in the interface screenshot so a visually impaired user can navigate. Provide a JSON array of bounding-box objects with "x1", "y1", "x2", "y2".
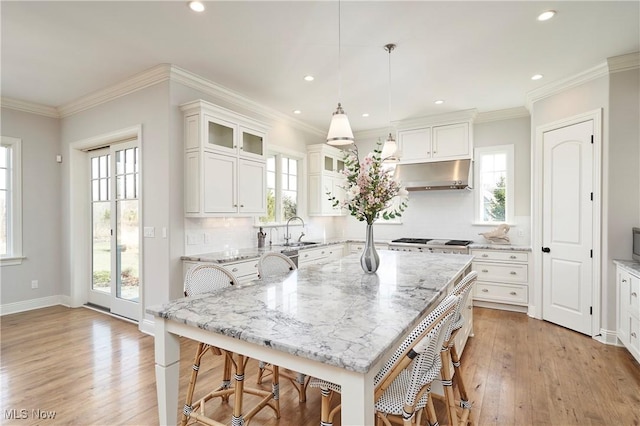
[{"x1": 1, "y1": 306, "x2": 639, "y2": 425}]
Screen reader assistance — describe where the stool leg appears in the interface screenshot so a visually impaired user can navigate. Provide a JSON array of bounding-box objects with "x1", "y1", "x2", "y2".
[
  {"x1": 441, "y1": 347, "x2": 459, "y2": 426},
  {"x1": 451, "y1": 344, "x2": 473, "y2": 424},
  {"x1": 181, "y1": 342, "x2": 206, "y2": 426},
  {"x1": 425, "y1": 394, "x2": 439, "y2": 426},
  {"x1": 232, "y1": 354, "x2": 246, "y2": 426},
  {"x1": 319, "y1": 388, "x2": 333, "y2": 426}
]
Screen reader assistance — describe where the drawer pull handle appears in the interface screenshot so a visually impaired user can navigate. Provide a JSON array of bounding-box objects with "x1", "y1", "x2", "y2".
[
  {"x1": 481, "y1": 288, "x2": 489, "y2": 293},
  {"x1": 482, "y1": 254, "x2": 489, "y2": 257},
  {"x1": 510, "y1": 255, "x2": 517, "y2": 259},
  {"x1": 632, "y1": 332, "x2": 638, "y2": 338},
  {"x1": 622, "y1": 279, "x2": 627, "y2": 283},
  {"x1": 304, "y1": 254, "x2": 309, "y2": 258},
  {"x1": 632, "y1": 292, "x2": 638, "y2": 298},
  {"x1": 482, "y1": 269, "x2": 489, "y2": 273},
  {"x1": 510, "y1": 291, "x2": 517, "y2": 296},
  {"x1": 232, "y1": 268, "x2": 238, "y2": 272},
  {"x1": 510, "y1": 271, "x2": 517, "y2": 275}
]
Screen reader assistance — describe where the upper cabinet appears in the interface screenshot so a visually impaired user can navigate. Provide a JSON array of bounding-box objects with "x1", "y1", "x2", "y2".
[
  {"x1": 396, "y1": 109, "x2": 476, "y2": 164},
  {"x1": 182, "y1": 100, "x2": 269, "y2": 217},
  {"x1": 307, "y1": 144, "x2": 347, "y2": 216}
]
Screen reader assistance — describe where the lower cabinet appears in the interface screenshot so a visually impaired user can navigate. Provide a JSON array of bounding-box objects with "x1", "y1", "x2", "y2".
[
  {"x1": 617, "y1": 264, "x2": 640, "y2": 364},
  {"x1": 183, "y1": 258, "x2": 259, "y2": 285},
  {"x1": 298, "y1": 244, "x2": 345, "y2": 267},
  {"x1": 471, "y1": 248, "x2": 530, "y2": 312}
]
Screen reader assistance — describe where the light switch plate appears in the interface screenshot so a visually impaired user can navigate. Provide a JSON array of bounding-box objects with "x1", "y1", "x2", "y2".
[{"x1": 144, "y1": 226, "x2": 155, "y2": 238}]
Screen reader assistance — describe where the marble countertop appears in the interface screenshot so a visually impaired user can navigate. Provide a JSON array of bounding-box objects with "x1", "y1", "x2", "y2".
[
  {"x1": 148, "y1": 251, "x2": 473, "y2": 374},
  {"x1": 468, "y1": 243, "x2": 532, "y2": 251},
  {"x1": 614, "y1": 259, "x2": 640, "y2": 276}
]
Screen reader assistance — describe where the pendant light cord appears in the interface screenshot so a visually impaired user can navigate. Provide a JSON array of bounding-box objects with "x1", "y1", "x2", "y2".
[
  {"x1": 338, "y1": 0, "x2": 342, "y2": 103},
  {"x1": 385, "y1": 43, "x2": 396, "y2": 136}
]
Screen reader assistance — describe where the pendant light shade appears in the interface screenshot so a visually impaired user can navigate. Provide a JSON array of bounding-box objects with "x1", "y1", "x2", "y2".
[
  {"x1": 326, "y1": 0, "x2": 354, "y2": 146},
  {"x1": 382, "y1": 43, "x2": 399, "y2": 162},
  {"x1": 327, "y1": 103, "x2": 354, "y2": 145}
]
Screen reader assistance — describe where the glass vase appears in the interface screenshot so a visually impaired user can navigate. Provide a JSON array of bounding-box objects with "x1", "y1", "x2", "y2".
[{"x1": 360, "y1": 223, "x2": 380, "y2": 274}]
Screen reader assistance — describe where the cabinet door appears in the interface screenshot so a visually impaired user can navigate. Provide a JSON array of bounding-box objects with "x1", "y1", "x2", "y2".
[
  {"x1": 185, "y1": 151, "x2": 200, "y2": 214},
  {"x1": 204, "y1": 152, "x2": 237, "y2": 213},
  {"x1": 240, "y1": 126, "x2": 266, "y2": 160},
  {"x1": 238, "y1": 159, "x2": 266, "y2": 214},
  {"x1": 398, "y1": 128, "x2": 432, "y2": 163},
  {"x1": 432, "y1": 122, "x2": 470, "y2": 159},
  {"x1": 204, "y1": 114, "x2": 237, "y2": 155},
  {"x1": 618, "y1": 269, "x2": 631, "y2": 342}
]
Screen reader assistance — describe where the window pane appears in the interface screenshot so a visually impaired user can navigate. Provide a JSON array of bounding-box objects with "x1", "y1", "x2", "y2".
[
  {"x1": 289, "y1": 175, "x2": 297, "y2": 191},
  {"x1": 288, "y1": 158, "x2": 297, "y2": 174},
  {"x1": 266, "y1": 156, "x2": 276, "y2": 172},
  {"x1": 495, "y1": 153, "x2": 507, "y2": 171},
  {"x1": 135, "y1": 148, "x2": 139, "y2": 173},
  {"x1": 281, "y1": 157, "x2": 288, "y2": 174},
  {"x1": 0, "y1": 147, "x2": 7, "y2": 168},
  {"x1": 266, "y1": 170, "x2": 276, "y2": 189},
  {"x1": 0, "y1": 170, "x2": 6, "y2": 190},
  {"x1": 92, "y1": 180, "x2": 99, "y2": 201},
  {"x1": 282, "y1": 190, "x2": 297, "y2": 219},
  {"x1": 117, "y1": 176, "x2": 124, "y2": 199},
  {"x1": 92, "y1": 157, "x2": 99, "y2": 179},
  {"x1": 125, "y1": 175, "x2": 135, "y2": 199},
  {"x1": 100, "y1": 155, "x2": 109, "y2": 178},
  {"x1": 116, "y1": 150, "x2": 124, "y2": 175},
  {"x1": 125, "y1": 148, "x2": 135, "y2": 174},
  {"x1": 0, "y1": 190, "x2": 6, "y2": 255},
  {"x1": 100, "y1": 178, "x2": 108, "y2": 201}
]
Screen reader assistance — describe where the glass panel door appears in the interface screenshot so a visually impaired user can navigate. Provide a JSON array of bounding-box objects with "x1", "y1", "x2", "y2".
[{"x1": 88, "y1": 141, "x2": 140, "y2": 321}]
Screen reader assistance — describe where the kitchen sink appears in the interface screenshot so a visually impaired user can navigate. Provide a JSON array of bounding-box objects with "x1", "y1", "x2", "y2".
[{"x1": 283, "y1": 241, "x2": 319, "y2": 247}]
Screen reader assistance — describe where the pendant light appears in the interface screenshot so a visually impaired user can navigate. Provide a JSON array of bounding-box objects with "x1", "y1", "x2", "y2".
[
  {"x1": 381, "y1": 43, "x2": 399, "y2": 162},
  {"x1": 326, "y1": 0, "x2": 354, "y2": 146}
]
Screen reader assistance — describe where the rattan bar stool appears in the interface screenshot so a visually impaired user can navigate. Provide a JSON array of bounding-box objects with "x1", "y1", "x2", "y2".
[
  {"x1": 309, "y1": 294, "x2": 460, "y2": 426},
  {"x1": 255, "y1": 252, "x2": 310, "y2": 403},
  {"x1": 181, "y1": 263, "x2": 280, "y2": 426},
  {"x1": 436, "y1": 271, "x2": 477, "y2": 426}
]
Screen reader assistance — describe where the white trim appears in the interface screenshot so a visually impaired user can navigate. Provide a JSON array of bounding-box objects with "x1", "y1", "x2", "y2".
[
  {"x1": 607, "y1": 51, "x2": 640, "y2": 74},
  {"x1": 532, "y1": 109, "x2": 602, "y2": 337},
  {"x1": 526, "y1": 62, "x2": 609, "y2": 111},
  {"x1": 595, "y1": 329, "x2": 621, "y2": 346},
  {"x1": 0, "y1": 295, "x2": 67, "y2": 316},
  {"x1": 475, "y1": 107, "x2": 530, "y2": 124},
  {"x1": 1, "y1": 136, "x2": 23, "y2": 262},
  {"x1": 140, "y1": 318, "x2": 156, "y2": 336},
  {"x1": 393, "y1": 109, "x2": 478, "y2": 131},
  {"x1": 0, "y1": 256, "x2": 25, "y2": 266},
  {"x1": 0, "y1": 97, "x2": 60, "y2": 118}
]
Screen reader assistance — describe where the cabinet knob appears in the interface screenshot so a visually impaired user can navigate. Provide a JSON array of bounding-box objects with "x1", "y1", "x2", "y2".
[
  {"x1": 233, "y1": 145, "x2": 237, "y2": 148},
  {"x1": 481, "y1": 288, "x2": 489, "y2": 292},
  {"x1": 304, "y1": 254, "x2": 309, "y2": 258},
  {"x1": 510, "y1": 271, "x2": 517, "y2": 275},
  {"x1": 433, "y1": 150, "x2": 437, "y2": 154},
  {"x1": 510, "y1": 291, "x2": 517, "y2": 296},
  {"x1": 240, "y1": 147, "x2": 244, "y2": 150},
  {"x1": 232, "y1": 268, "x2": 238, "y2": 272},
  {"x1": 482, "y1": 269, "x2": 489, "y2": 273},
  {"x1": 482, "y1": 254, "x2": 489, "y2": 257},
  {"x1": 632, "y1": 292, "x2": 638, "y2": 298},
  {"x1": 622, "y1": 279, "x2": 627, "y2": 283},
  {"x1": 510, "y1": 255, "x2": 517, "y2": 259},
  {"x1": 234, "y1": 204, "x2": 238, "y2": 207},
  {"x1": 632, "y1": 332, "x2": 638, "y2": 338},
  {"x1": 240, "y1": 204, "x2": 244, "y2": 208}
]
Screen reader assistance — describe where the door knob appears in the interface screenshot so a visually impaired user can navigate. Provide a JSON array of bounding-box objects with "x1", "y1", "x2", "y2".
[{"x1": 542, "y1": 247, "x2": 551, "y2": 253}]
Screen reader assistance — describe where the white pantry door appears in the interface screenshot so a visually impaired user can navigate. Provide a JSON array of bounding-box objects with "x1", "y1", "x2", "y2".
[{"x1": 542, "y1": 120, "x2": 594, "y2": 335}]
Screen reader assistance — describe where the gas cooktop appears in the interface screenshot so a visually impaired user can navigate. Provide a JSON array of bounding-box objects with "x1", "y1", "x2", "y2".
[{"x1": 391, "y1": 238, "x2": 473, "y2": 246}]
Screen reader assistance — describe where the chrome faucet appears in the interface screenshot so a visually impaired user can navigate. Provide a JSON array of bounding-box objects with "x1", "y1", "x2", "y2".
[{"x1": 285, "y1": 216, "x2": 305, "y2": 246}]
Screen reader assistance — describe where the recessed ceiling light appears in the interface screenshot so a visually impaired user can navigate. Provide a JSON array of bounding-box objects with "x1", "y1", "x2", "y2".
[
  {"x1": 537, "y1": 10, "x2": 556, "y2": 21},
  {"x1": 362, "y1": 113, "x2": 370, "y2": 117},
  {"x1": 531, "y1": 74, "x2": 543, "y2": 81},
  {"x1": 304, "y1": 75, "x2": 314, "y2": 82},
  {"x1": 189, "y1": 1, "x2": 205, "y2": 12},
  {"x1": 293, "y1": 110, "x2": 302, "y2": 114},
  {"x1": 434, "y1": 100, "x2": 444, "y2": 105}
]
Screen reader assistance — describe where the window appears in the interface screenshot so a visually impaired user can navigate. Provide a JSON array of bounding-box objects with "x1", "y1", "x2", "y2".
[
  {"x1": 1, "y1": 136, "x2": 23, "y2": 265},
  {"x1": 260, "y1": 150, "x2": 303, "y2": 224},
  {"x1": 474, "y1": 145, "x2": 514, "y2": 224}
]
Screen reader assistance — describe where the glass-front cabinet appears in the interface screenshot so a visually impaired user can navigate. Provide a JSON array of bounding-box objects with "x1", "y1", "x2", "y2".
[
  {"x1": 307, "y1": 143, "x2": 347, "y2": 216},
  {"x1": 182, "y1": 99, "x2": 268, "y2": 217}
]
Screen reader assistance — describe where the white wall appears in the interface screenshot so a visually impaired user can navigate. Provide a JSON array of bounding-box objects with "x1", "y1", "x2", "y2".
[{"x1": 0, "y1": 108, "x2": 62, "y2": 310}]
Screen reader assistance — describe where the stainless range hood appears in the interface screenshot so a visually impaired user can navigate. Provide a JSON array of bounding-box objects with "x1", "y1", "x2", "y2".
[{"x1": 393, "y1": 159, "x2": 473, "y2": 191}]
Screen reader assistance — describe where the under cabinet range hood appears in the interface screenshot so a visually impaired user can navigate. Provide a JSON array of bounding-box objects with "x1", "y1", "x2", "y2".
[{"x1": 393, "y1": 159, "x2": 473, "y2": 191}]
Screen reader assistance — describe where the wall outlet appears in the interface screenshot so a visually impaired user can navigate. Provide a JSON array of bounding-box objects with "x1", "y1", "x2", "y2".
[
  {"x1": 31, "y1": 280, "x2": 38, "y2": 289},
  {"x1": 517, "y1": 229, "x2": 525, "y2": 237},
  {"x1": 143, "y1": 226, "x2": 155, "y2": 238}
]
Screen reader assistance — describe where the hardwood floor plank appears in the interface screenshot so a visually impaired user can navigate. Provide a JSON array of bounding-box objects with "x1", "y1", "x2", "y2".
[{"x1": 2, "y1": 305, "x2": 639, "y2": 426}]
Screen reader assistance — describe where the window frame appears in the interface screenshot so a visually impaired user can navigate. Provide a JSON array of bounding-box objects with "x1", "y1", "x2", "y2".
[
  {"x1": 473, "y1": 144, "x2": 514, "y2": 225},
  {"x1": 1, "y1": 136, "x2": 23, "y2": 266},
  {"x1": 256, "y1": 146, "x2": 306, "y2": 226}
]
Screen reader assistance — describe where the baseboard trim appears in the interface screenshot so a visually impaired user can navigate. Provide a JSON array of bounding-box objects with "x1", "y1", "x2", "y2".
[
  {"x1": 139, "y1": 318, "x2": 155, "y2": 336},
  {"x1": 473, "y1": 300, "x2": 528, "y2": 313},
  {"x1": 0, "y1": 295, "x2": 66, "y2": 316},
  {"x1": 595, "y1": 328, "x2": 621, "y2": 346}
]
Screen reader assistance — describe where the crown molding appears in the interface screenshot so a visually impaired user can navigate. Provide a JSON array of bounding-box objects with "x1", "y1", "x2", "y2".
[
  {"x1": 169, "y1": 65, "x2": 325, "y2": 138},
  {"x1": 57, "y1": 64, "x2": 172, "y2": 117},
  {"x1": 607, "y1": 51, "x2": 640, "y2": 74},
  {"x1": 525, "y1": 61, "x2": 609, "y2": 111},
  {"x1": 354, "y1": 126, "x2": 390, "y2": 141},
  {"x1": 1, "y1": 97, "x2": 59, "y2": 118},
  {"x1": 392, "y1": 108, "x2": 478, "y2": 130},
  {"x1": 475, "y1": 107, "x2": 530, "y2": 124}
]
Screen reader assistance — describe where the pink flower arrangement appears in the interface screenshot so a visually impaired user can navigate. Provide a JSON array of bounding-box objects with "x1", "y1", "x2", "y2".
[{"x1": 329, "y1": 141, "x2": 408, "y2": 225}]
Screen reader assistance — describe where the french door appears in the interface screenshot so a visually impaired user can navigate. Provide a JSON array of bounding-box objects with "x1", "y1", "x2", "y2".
[{"x1": 88, "y1": 141, "x2": 140, "y2": 321}]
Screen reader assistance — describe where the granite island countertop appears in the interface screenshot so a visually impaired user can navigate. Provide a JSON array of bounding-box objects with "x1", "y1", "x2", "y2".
[
  {"x1": 468, "y1": 243, "x2": 532, "y2": 251},
  {"x1": 149, "y1": 251, "x2": 473, "y2": 374},
  {"x1": 613, "y1": 259, "x2": 640, "y2": 276}
]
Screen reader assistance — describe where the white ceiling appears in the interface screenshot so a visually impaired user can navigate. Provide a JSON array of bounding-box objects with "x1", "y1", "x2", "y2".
[{"x1": 2, "y1": 1, "x2": 639, "y2": 133}]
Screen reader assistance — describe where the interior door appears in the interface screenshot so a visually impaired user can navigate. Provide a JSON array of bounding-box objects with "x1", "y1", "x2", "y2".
[
  {"x1": 541, "y1": 120, "x2": 593, "y2": 335},
  {"x1": 89, "y1": 141, "x2": 140, "y2": 321}
]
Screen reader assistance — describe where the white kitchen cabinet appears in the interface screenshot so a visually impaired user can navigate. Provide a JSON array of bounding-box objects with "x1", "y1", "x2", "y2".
[
  {"x1": 349, "y1": 241, "x2": 388, "y2": 254},
  {"x1": 182, "y1": 99, "x2": 268, "y2": 217},
  {"x1": 471, "y1": 248, "x2": 530, "y2": 312},
  {"x1": 298, "y1": 244, "x2": 346, "y2": 267},
  {"x1": 616, "y1": 264, "x2": 640, "y2": 364},
  {"x1": 307, "y1": 144, "x2": 347, "y2": 216},
  {"x1": 183, "y1": 259, "x2": 259, "y2": 285},
  {"x1": 398, "y1": 122, "x2": 471, "y2": 163}
]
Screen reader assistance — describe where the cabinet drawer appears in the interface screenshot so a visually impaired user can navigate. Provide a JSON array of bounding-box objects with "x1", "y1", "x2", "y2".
[
  {"x1": 225, "y1": 259, "x2": 259, "y2": 278},
  {"x1": 630, "y1": 274, "x2": 640, "y2": 315},
  {"x1": 472, "y1": 250, "x2": 528, "y2": 262},
  {"x1": 299, "y1": 247, "x2": 330, "y2": 264},
  {"x1": 473, "y1": 262, "x2": 527, "y2": 284},
  {"x1": 474, "y1": 282, "x2": 528, "y2": 304},
  {"x1": 630, "y1": 315, "x2": 640, "y2": 357}
]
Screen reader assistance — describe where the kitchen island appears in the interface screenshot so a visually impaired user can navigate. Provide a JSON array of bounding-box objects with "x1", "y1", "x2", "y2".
[{"x1": 148, "y1": 251, "x2": 473, "y2": 425}]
